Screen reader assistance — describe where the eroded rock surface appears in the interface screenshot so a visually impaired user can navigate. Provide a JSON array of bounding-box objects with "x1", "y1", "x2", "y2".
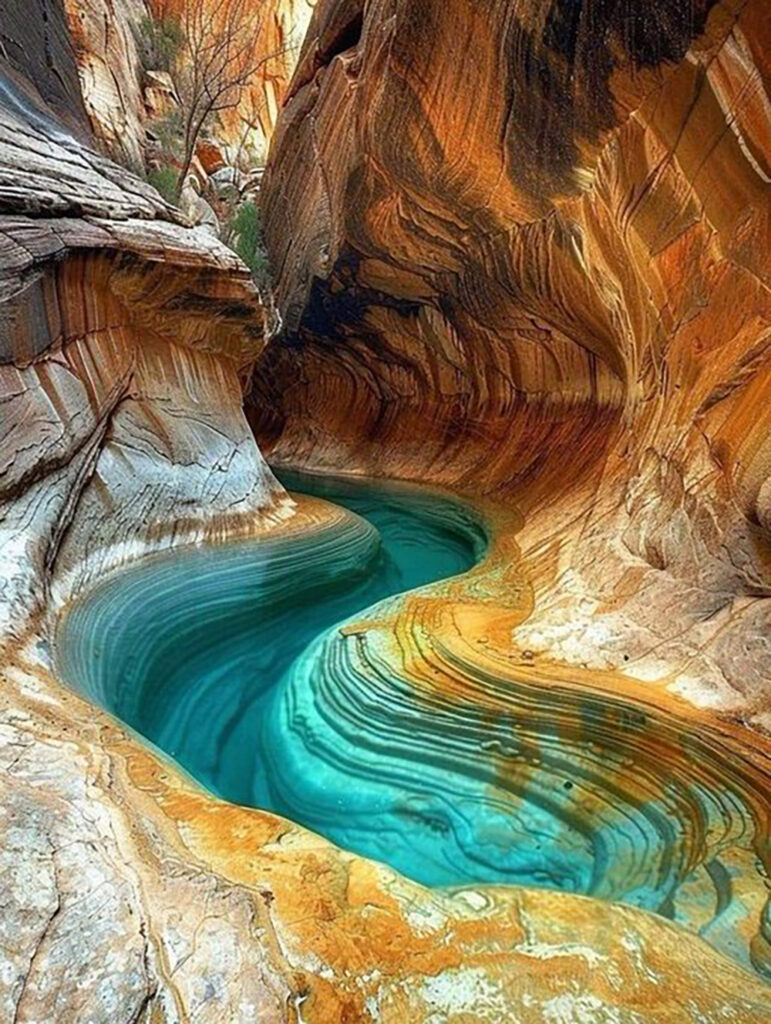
[
  {"x1": 1, "y1": 0, "x2": 770, "y2": 1021},
  {"x1": 0, "y1": 65, "x2": 287, "y2": 628},
  {"x1": 254, "y1": 0, "x2": 771, "y2": 723},
  {"x1": 62, "y1": 0, "x2": 149, "y2": 170},
  {"x1": 6, "y1": 0, "x2": 319, "y2": 173}
]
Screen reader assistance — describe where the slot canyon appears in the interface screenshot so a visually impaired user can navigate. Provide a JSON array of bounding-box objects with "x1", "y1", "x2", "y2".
[{"x1": 0, "y1": 0, "x2": 769, "y2": 1021}]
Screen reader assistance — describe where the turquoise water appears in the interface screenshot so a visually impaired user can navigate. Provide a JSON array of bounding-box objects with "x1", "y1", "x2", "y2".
[
  {"x1": 54, "y1": 473, "x2": 770, "y2": 975},
  {"x1": 55, "y1": 471, "x2": 486, "y2": 832}
]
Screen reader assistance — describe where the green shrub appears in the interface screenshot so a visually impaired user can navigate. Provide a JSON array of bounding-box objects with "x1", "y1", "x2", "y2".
[
  {"x1": 149, "y1": 110, "x2": 184, "y2": 160},
  {"x1": 230, "y1": 202, "x2": 270, "y2": 284},
  {"x1": 147, "y1": 166, "x2": 180, "y2": 205}
]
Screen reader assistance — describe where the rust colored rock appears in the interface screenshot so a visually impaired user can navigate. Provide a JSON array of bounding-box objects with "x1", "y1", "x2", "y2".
[
  {"x1": 47, "y1": 0, "x2": 315, "y2": 172},
  {"x1": 148, "y1": 0, "x2": 317, "y2": 163},
  {"x1": 143, "y1": 69, "x2": 179, "y2": 120},
  {"x1": 254, "y1": 0, "x2": 771, "y2": 721},
  {"x1": 196, "y1": 138, "x2": 226, "y2": 174},
  {"x1": 1, "y1": 1, "x2": 770, "y2": 1020}
]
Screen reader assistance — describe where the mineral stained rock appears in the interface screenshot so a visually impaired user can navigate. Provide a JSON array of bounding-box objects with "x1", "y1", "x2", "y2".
[
  {"x1": 62, "y1": 0, "x2": 150, "y2": 170},
  {"x1": 1, "y1": 0, "x2": 771, "y2": 1022},
  {"x1": 254, "y1": 0, "x2": 771, "y2": 722},
  {"x1": 142, "y1": 0, "x2": 317, "y2": 163},
  {"x1": 247, "y1": 0, "x2": 771, "y2": 1012}
]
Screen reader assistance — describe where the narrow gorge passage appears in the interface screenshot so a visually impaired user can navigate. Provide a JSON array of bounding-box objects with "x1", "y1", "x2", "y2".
[{"x1": 54, "y1": 472, "x2": 771, "y2": 980}]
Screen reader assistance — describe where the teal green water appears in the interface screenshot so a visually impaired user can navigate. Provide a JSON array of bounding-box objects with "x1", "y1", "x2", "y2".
[
  {"x1": 54, "y1": 472, "x2": 770, "y2": 976},
  {"x1": 55, "y1": 471, "x2": 486, "y2": 831}
]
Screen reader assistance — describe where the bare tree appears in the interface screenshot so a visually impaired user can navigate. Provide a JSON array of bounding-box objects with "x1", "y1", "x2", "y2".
[{"x1": 172, "y1": 0, "x2": 286, "y2": 197}]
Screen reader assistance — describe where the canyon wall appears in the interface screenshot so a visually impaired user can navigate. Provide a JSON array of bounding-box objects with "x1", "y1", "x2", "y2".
[
  {"x1": 0, "y1": 22, "x2": 297, "y2": 1020},
  {"x1": 211, "y1": 0, "x2": 318, "y2": 165},
  {"x1": 4, "y1": 57, "x2": 764, "y2": 1019},
  {"x1": 254, "y1": 0, "x2": 771, "y2": 724},
  {"x1": 1, "y1": 2, "x2": 770, "y2": 1020},
  {"x1": 62, "y1": 0, "x2": 150, "y2": 169},
  {"x1": 56, "y1": 0, "x2": 316, "y2": 169},
  {"x1": 0, "y1": 60, "x2": 288, "y2": 636}
]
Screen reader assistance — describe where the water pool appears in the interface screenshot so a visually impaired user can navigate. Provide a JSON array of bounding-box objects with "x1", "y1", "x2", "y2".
[
  {"x1": 55, "y1": 471, "x2": 486, "y2": 837},
  {"x1": 54, "y1": 472, "x2": 771, "y2": 976}
]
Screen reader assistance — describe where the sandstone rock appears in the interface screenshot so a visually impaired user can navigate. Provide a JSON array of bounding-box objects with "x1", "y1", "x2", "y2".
[
  {"x1": 62, "y1": 0, "x2": 149, "y2": 170},
  {"x1": 145, "y1": 0, "x2": 317, "y2": 165},
  {"x1": 196, "y1": 138, "x2": 227, "y2": 174},
  {"x1": 254, "y1": 0, "x2": 771, "y2": 724},
  {"x1": 180, "y1": 175, "x2": 221, "y2": 235},
  {"x1": 143, "y1": 69, "x2": 180, "y2": 120},
  {"x1": 0, "y1": 42, "x2": 306, "y2": 1021},
  {"x1": 0, "y1": 63, "x2": 286, "y2": 621},
  {"x1": 1, "y1": 1, "x2": 771, "y2": 1020},
  {"x1": 0, "y1": 0, "x2": 91, "y2": 138}
]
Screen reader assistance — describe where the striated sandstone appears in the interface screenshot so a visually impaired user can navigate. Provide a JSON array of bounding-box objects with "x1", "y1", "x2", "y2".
[
  {"x1": 0, "y1": 57, "x2": 291, "y2": 1019},
  {"x1": 62, "y1": 0, "x2": 149, "y2": 170},
  {"x1": 247, "y1": 0, "x2": 771, "y2": 1006},
  {"x1": 254, "y1": 0, "x2": 771, "y2": 722},
  {"x1": 28, "y1": 0, "x2": 317, "y2": 173},
  {"x1": 1, "y1": 1, "x2": 771, "y2": 1021}
]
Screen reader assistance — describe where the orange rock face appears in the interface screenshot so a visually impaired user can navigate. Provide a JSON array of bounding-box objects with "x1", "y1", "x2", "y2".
[
  {"x1": 54, "y1": 0, "x2": 316, "y2": 168},
  {"x1": 149, "y1": 0, "x2": 317, "y2": 162},
  {"x1": 1, "y1": 1, "x2": 770, "y2": 1020},
  {"x1": 254, "y1": 0, "x2": 771, "y2": 720}
]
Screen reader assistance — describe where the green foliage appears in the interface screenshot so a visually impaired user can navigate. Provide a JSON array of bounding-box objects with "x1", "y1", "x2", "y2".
[
  {"x1": 229, "y1": 202, "x2": 270, "y2": 284},
  {"x1": 147, "y1": 165, "x2": 180, "y2": 205},
  {"x1": 149, "y1": 110, "x2": 184, "y2": 159},
  {"x1": 135, "y1": 14, "x2": 184, "y2": 72}
]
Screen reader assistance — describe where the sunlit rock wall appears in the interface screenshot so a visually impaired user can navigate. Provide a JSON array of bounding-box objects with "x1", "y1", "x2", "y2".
[
  {"x1": 0, "y1": 60, "x2": 287, "y2": 638},
  {"x1": 149, "y1": 0, "x2": 317, "y2": 165},
  {"x1": 1, "y1": 4, "x2": 770, "y2": 1020},
  {"x1": 254, "y1": 0, "x2": 771, "y2": 723},
  {"x1": 0, "y1": 39, "x2": 297, "y2": 1023},
  {"x1": 37, "y1": 0, "x2": 317, "y2": 172},
  {"x1": 215, "y1": 0, "x2": 318, "y2": 164},
  {"x1": 62, "y1": 0, "x2": 149, "y2": 170}
]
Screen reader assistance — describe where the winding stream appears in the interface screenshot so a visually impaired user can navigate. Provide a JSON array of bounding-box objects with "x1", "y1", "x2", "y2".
[{"x1": 54, "y1": 472, "x2": 771, "y2": 978}]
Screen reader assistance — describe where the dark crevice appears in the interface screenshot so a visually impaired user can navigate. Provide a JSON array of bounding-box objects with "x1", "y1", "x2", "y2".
[{"x1": 319, "y1": 11, "x2": 363, "y2": 66}]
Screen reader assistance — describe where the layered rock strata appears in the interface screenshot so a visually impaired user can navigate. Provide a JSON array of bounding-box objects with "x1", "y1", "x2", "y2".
[
  {"x1": 24, "y1": 0, "x2": 318, "y2": 173},
  {"x1": 24, "y1": 485, "x2": 771, "y2": 1022},
  {"x1": 254, "y1": 0, "x2": 771, "y2": 722},
  {"x1": 248, "y1": 0, "x2": 771, "y2": 1007},
  {"x1": 0, "y1": 68, "x2": 287, "y2": 633},
  {"x1": 62, "y1": 0, "x2": 150, "y2": 170},
  {"x1": 1, "y1": 0, "x2": 771, "y2": 1021}
]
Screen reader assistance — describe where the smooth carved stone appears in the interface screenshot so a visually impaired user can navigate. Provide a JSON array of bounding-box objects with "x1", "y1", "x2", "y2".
[
  {"x1": 1, "y1": 2, "x2": 770, "y2": 1021},
  {"x1": 0, "y1": 1, "x2": 92, "y2": 138},
  {"x1": 254, "y1": 0, "x2": 771, "y2": 722},
  {"x1": 53, "y1": 471, "x2": 771, "y2": 982},
  {"x1": 0, "y1": 38, "x2": 303, "y2": 1021},
  {"x1": 27, "y1": 489, "x2": 771, "y2": 1022}
]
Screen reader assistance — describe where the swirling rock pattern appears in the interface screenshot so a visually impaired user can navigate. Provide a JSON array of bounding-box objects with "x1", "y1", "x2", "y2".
[
  {"x1": 0, "y1": 55, "x2": 289, "y2": 632},
  {"x1": 246, "y1": 0, "x2": 770, "y2": 1004},
  {"x1": 1, "y1": 0, "x2": 770, "y2": 1020},
  {"x1": 254, "y1": 0, "x2": 771, "y2": 721},
  {"x1": 56, "y1": 473, "x2": 771, "y2": 987}
]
